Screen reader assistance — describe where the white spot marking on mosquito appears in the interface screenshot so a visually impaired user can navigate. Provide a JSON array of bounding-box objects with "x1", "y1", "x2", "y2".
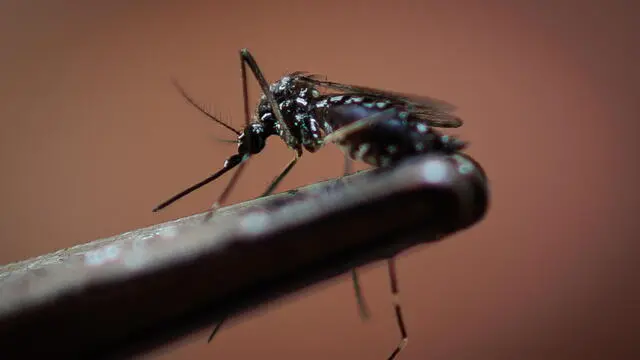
[
  {"x1": 363, "y1": 102, "x2": 374, "y2": 108},
  {"x1": 252, "y1": 123, "x2": 263, "y2": 133},
  {"x1": 454, "y1": 154, "x2": 475, "y2": 175},
  {"x1": 278, "y1": 77, "x2": 290, "y2": 91},
  {"x1": 422, "y1": 160, "x2": 449, "y2": 183},
  {"x1": 344, "y1": 98, "x2": 353, "y2": 104},
  {"x1": 241, "y1": 212, "x2": 271, "y2": 235},
  {"x1": 296, "y1": 97, "x2": 308, "y2": 106},
  {"x1": 323, "y1": 121, "x2": 334, "y2": 133},
  {"x1": 316, "y1": 99, "x2": 328, "y2": 108},
  {"x1": 330, "y1": 95, "x2": 344, "y2": 102},
  {"x1": 399, "y1": 111, "x2": 409, "y2": 120},
  {"x1": 312, "y1": 89, "x2": 320, "y2": 98},
  {"x1": 376, "y1": 101, "x2": 388, "y2": 109},
  {"x1": 355, "y1": 143, "x2": 370, "y2": 160},
  {"x1": 416, "y1": 123, "x2": 428, "y2": 133},
  {"x1": 386, "y1": 145, "x2": 398, "y2": 154},
  {"x1": 352, "y1": 97, "x2": 363, "y2": 103}
]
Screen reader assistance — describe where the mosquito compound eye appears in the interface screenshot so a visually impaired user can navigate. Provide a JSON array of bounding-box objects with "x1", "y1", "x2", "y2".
[{"x1": 237, "y1": 125, "x2": 266, "y2": 154}]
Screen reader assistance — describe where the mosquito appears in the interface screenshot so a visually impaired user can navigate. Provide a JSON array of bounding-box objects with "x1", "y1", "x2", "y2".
[{"x1": 153, "y1": 48, "x2": 467, "y2": 360}]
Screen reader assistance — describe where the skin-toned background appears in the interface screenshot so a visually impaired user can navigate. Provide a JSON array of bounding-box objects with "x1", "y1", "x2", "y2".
[{"x1": 1, "y1": 1, "x2": 638, "y2": 359}]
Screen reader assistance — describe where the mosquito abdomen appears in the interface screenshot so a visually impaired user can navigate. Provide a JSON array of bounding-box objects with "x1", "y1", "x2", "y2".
[{"x1": 324, "y1": 102, "x2": 462, "y2": 167}]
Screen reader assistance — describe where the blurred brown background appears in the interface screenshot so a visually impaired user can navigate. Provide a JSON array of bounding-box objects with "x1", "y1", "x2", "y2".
[{"x1": 1, "y1": 1, "x2": 638, "y2": 359}]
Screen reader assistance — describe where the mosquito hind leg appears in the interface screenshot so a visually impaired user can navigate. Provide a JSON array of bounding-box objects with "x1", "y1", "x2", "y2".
[
  {"x1": 343, "y1": 152, "x2": 372, "y2": 320},
  {"x1": 323, "y1": 108, "x2": 397, "y2": 144},
  {"x1": 386, "y1": 258, "x2": 408, "y2": 360}
]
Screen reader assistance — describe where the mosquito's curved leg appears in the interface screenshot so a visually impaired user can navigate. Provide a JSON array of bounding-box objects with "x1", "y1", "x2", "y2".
[
  {"x1": 323, "y1": 108, "x2": 397, "y2": 144},
  {"x1": 385, "y1": 258, "x2": 408, "y2": 360}
]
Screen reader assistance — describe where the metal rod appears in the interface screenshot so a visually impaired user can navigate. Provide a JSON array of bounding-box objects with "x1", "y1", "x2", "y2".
[{"x1": 0, "y1": 153, "x2": 489, "y2": 359}]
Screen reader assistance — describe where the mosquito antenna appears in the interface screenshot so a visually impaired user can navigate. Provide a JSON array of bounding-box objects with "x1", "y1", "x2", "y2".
[
  {"x1": 171, "y1": 78, "x2": 242, "y2": 136},
  {"x1": 152, "y1": 154, "x2": 248, "y2": 212}
]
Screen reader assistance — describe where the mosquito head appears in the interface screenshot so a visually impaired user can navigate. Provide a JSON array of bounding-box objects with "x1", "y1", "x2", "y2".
[{"x1": 237, "y1": 123, "x2": 273, "y2": 155}]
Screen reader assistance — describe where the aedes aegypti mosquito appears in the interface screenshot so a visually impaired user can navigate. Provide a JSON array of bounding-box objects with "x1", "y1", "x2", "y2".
[{"x1": 153, "y1": 48, "x2": 467, "y2": 360}]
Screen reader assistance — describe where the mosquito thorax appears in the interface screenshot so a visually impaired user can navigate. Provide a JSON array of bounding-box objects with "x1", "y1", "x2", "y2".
[{"x1": 255, "y1": 73, "x2": 323, "y2": 151}]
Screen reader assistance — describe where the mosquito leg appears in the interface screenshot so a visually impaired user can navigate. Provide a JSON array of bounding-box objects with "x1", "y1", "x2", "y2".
[
  {"x1": 323, "y1": 108, "x2": 397, "y2": 144},
  {"x1": 207, "y1": 155, "x2": 299, "y2": 341},
  {"x1": 342, "y1": 153, "x2": 371, "y2": 320},
  {"x1": 238, "y1": 49, "x2": 305, "y2": 199},
  {"x1": 205, "y1": 49, "x2": 300, "y2": 343},
  {"x1": 207, "y1": 315, "x2": 227, "y2": 343},
  {"x1": 205, "y1": 49, "x2": 266, "y2": 341},
  {"x1": 343, "y1": 153, "x2": 353, "y2": 176},
  {"x1": 202, "y1": 160, "x2": 249, "y2": 222},
  {"x1": 386, "y1": 258, "x2": 408, "y2": 360},
  {"x1": 261, "y1": 151, "x2": 301, "y2": 197},
  {"x1": 240, "y1": 49, "x2": 293, "y2": 139},
  {"x1": 202, "y1": 49, "x2": 259, "y2": 222},
  {"x1": 350, "y1": 269, "x2": 371, "y2": 320}
]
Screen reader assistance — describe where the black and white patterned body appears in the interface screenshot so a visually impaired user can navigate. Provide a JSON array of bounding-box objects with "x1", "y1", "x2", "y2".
[
  {"x1": 251, "y1": 72, "x2": 466, "y2": 167},
  {"x1": 317, "y1": 95, "x2": 466, "y2": 167},
  {"x1": 254, "y1": 72, "x2": 325, "y2": 154},
  {"x1": 156, "y1": 50, "x2": 469, "y2": 360}
]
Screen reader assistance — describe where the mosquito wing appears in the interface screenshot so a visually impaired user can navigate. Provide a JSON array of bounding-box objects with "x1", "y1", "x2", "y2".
[{"x1": 297, "y1": 74, "x2": 463, "y2": 128}]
